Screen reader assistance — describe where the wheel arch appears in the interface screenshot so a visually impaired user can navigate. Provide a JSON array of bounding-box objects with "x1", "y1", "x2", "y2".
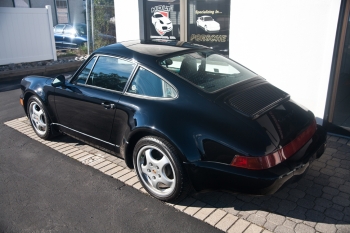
[{"x1": 123, "y1": 128, "x2": 186, "y2": 169}]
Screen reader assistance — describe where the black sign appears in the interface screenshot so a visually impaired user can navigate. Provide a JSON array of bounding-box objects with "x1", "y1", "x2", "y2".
[
  {"x1": 145, "y1": 0, "x2": 180, "y2": 40},
  {"x1": 188, "y1": 0, "x2": 230, "y2": 55}
]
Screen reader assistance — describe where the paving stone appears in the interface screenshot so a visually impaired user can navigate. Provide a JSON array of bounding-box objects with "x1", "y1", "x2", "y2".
[
  {"x1": 333, "y1": 152, "x2": 346, "y2": 160},
  {"x1": 328, "y1": 182, "x2": 340, "y2": 189},
  {"x1": 315, "y1": 222, "x2": 337, "y2": 233},
  {"x1": 322, "y1": 186, "x2": 339, "y2": 196},
  {"x1": 242, "y1": 224, "x2": 263, "y2": 233},
  {"x1": 173, "y1": 197, "x2": 196, "y2": 212},
  {"x1": 335, "y1": 168, "x2": 349, "y2": 176},
  {"x1": 86, "y1": 158, "x2": 105, "y2": 166},
  {"x1": 344, "y1": 206, "x2": 350, "y2": 216},
  {"x1": 132, "y1": 182, "x2": 143, "y2": 190},
  {"x1": 235, "y1": 194, "x2": 254, "y2": 202},
  {"x1": 274, "y1": 225, "x2": 295, "y2": 233},
  {"x1": 337, "y1": 138, "x2": 348, "y2": 144},
  {"x1": 314, "y1": 205, "x2": 326, "y2": 213},
  {"x1": 118, "y1": 172, "x2": 136, "y2": 182},
  {"x1": 322, "y1": 193, "x2": 333, "y2": 200},
  {"x1": 76, "y1": 153, "x2": 94, "y2": 161},
  {"x1": 283, "y1": 219, "x2": 296, "y2": 229},
  {"x1": 193, "y1": 205, "x2": 216, "y2": 220},
  {"x1": 328, "y1": 136, "x2": 339, "y2": 142},
  {"x1": 295, "y1": 223, "x2": 315, "y2": 233},
  {"x1": 112, "y1": 169, "x2": 129, "y2": 179},
  {"x1": 104, "y1": 166, "x2": 123, "y2": 176},
  {"x1": 184, "y1": 200, "x2": 211, "y2": 216},
  {"x1": 314, "y1": 176, "x2": 330, "y2": 186},
  {"x1": 306, "y1": 187, "x2": 323, "y2": 198},
  {"x1": 193, "y1": 191, "x2": 223, "y2": 206},
  {"x1": 325, "y1": 208, "x2": 344, "y2": 221},
  {"x1": 288, "y1": 206, "x2": 307, "y2": 220},
  {"x1": 215, "y1": 213, "x2": 238, "y2": 232},
  {"x1": 266, "y1": 213, "x2": 285, "y2": 225},
  {"x1": 332, "y1": 204, "x2": 344, "y2": 212},
  {"x1": 264, "y1": 221, "x2": 277, "y2": 232},
  {"x1": 124, "y1": 176, "x2": 139, "y2": 186},
  {"x1": 332, "y1": 196, "x2": 350, "y2": 207},
  {"x1": 237, "y1": 209, "x2": 255, "y2": 220},
  {"x1": 227, "y1": 219, "x2": 250, "y2": 233},
  {"x1": 303, "y1": 220, "x2": 316, "y2": 227},
  {"x1": 326, "y1": 159, "x2": 340, "y2": 168},
  {"x1": 99, "y1": 163, "x2": 117, "y2": 173},
  {"x1": 297, "y1": 198, "x2": 314, "y2": 209},
  {"x1": 215, "y1": 192, "x2": 241, "y2": 208},
  {"x1": 339, "y1": 185, "x2": 350, "y2": 195},
  {"x1": 315, "y1": 197, "x2": 333, "y2": 208},
  {"x1": 93, "y1": 161, "x2": 111, "y2": 169},
  {"x1": 306, "y1": 210, "x2": 325, "y2": 222},
  {"x1": 247, "y1": 213, "x2": 266, "y2": 226},
  {"x1": 256, "y1": 210, "x2": 269, "y2": 217},
  {"x1": 260, "y1": 197, "x2": 280, "y2": 212},
  {"x1": 336, "y1": 224, "x2": 350, "y2": 233},
  {"x1": 204, "y1": 209, "x2": 227, "y2": 226},
  {"x1": 72, "y1": 152, "x2": 90, "y2": 160},
  {"x1": 290, "y1": 189, "x2": 306, "y2": 199},
  {"x1": 276, "y1": 199, "x2": 297, "y2": 215}
]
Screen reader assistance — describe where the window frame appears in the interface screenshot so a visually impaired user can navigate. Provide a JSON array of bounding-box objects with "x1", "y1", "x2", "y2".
[
  {"x1": 124, "y1": 65, "x2": 178, "y2": 100},
  {"x1": 71, "y1": 54, "x2": 137, "y2": 94}
]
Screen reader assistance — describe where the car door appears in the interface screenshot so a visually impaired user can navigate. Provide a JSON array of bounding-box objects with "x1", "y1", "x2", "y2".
[{"x1": 53, "y1": 55, "x2": 136, "y2": 151}]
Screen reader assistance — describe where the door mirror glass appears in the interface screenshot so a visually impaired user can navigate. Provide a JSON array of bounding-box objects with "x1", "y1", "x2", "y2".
[{"x1": 52, "y1": 74, "x2": 66, "y2": 87}]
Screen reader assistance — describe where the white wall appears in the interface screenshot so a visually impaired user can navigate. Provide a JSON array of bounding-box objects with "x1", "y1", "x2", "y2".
[
  {"x1": 229, "y1": 0, "x2": 341, "y2": 123},
  {"x1": 0, "y1": 6, "x2": 57, "y2": 65},
  {"x1": 114, "y1": 0, "x2": 140, "y2": 42}
]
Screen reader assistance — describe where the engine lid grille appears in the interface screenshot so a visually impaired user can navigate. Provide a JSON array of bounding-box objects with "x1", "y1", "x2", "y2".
[{"x1": 226, "y1": 83, "x2": 290, "y2": 119}]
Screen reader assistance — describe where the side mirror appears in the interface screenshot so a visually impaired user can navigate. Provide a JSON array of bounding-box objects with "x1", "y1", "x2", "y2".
[{"x1": 52, "y1": 74, "x2": 66, "y2": 87}]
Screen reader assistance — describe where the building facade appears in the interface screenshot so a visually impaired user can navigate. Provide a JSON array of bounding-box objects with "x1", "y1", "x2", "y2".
[{"x1": 114, "y1": 0, "x2": 350, "y2": 137}]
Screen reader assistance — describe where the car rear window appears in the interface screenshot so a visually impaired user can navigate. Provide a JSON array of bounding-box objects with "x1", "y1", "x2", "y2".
[{"x1": 159, "y1": 50, "x2": 257, "y2": 93}]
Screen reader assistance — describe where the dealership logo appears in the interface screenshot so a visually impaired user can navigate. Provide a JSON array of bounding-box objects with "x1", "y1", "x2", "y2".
[{"x1": 151, "y1": 5, "x2": 173, "y2": 36}]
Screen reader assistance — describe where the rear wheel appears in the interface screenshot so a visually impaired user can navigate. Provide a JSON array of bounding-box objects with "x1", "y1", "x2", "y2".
[
  {"x1": 133, "y1": 136, "x2": 189, "y2": 201},
  {"x1": 27, "y1": 96, "x2": 52, "y2": 140}
]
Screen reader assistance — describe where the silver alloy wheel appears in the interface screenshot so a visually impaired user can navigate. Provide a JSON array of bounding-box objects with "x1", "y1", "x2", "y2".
[
  {"x1": 29, "y1": 101, "x2": 47, "y2": 136},
  {"x1": 136, "y1": 145, "x2": 176, "y2": 197}
]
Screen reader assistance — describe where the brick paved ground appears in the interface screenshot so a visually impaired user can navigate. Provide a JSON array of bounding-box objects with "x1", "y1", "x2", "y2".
[{"x1": 4, "y1": 117, "x2": 350, "y2": 233}]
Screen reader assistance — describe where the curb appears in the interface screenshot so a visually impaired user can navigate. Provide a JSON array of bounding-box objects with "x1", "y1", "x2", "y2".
[{"x1": 0, "y1": 61, "x2": 83, "y2": 82}]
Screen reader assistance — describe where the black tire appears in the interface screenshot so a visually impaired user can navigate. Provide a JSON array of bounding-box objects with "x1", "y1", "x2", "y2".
[
  {"x1": 133, "y1": 136, "x2": 189, "y2": 202},
  {"x1": 27, "y1": 96, "x2": 52, "y2": 140}
]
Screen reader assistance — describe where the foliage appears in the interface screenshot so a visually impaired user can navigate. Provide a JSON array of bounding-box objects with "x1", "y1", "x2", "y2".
[{"x1": 92, "y1": 0, "x2": 116, "y2": 50}]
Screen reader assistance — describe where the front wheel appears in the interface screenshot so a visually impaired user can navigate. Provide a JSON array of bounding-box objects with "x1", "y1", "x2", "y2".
[
  {"x1": 27, "y1": 96, "x2": 52, "y2": 140},
  {"x1": 133, "y1": 136, "x2": 189, "y2": 201}
]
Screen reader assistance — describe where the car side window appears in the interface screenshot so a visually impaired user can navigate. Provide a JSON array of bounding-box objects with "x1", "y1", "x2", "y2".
[
  {"x1": 63, "y1": 25, "x2": 73, "y2": 35},
  {"x1": 86, "y1": 56, "x2": 135, "y2": 92},
  {"x1": 127, "y1": 67, "x2": 177, "y2": 98},
  {"x1": 54, "y1": 24, "x2": 64, "y2": 33},
  {"x1": 75, "y1": 56, "x2": 97, "y2": 84}
]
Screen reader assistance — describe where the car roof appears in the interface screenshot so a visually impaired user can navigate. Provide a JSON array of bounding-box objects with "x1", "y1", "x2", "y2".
[{"x1": 93, "y1": 40, "x2": 208, "y2": 66}]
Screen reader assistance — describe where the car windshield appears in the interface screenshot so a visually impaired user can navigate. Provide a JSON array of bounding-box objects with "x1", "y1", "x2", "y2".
[
  {"x1": 204, "y1": 17, "x2": 213, "y2": 21},
  {"x1": 159, "y1": 50, "x2": 257, "y2": 93}
]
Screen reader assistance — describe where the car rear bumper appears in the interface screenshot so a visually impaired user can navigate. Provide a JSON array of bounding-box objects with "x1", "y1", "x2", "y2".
[{"x1": 185, "y1": 125, "x2": 327, "y2": 195}]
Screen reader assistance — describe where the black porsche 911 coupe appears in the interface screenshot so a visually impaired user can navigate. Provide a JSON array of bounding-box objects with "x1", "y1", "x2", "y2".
[{"x1": 20, "y1": 40, "x2": 327, "y2": 201}]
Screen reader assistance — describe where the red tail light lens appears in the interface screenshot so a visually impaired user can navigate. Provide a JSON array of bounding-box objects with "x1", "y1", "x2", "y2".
[{"x1": 230, "y1": 119, "x2": 317, "y2": 170}]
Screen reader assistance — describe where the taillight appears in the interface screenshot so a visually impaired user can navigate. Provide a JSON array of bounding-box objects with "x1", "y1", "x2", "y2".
[{"x1": 230, "y1": 119, "x2": 317, "y2": 170}]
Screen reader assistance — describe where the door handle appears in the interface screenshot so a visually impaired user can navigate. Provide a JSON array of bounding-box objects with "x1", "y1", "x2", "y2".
[{"x1": 101, "y1": 102, "x2": 115, "y2": 110}]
